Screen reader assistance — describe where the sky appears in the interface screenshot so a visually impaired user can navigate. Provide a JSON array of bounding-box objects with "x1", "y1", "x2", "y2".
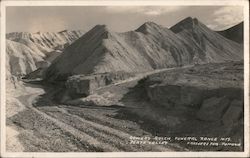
[{"x1": 6, "y1": 6, "x2": 243, "y2": 33}]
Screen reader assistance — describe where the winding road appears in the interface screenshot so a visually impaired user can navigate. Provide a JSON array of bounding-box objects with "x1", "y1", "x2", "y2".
[{"x1": 8, "y1": 77, "x2": 185, "y2": 152}]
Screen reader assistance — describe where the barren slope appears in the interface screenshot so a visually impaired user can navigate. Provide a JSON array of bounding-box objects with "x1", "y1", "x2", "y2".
[
  {"x1": 45, "y1": 18, "x2": 243, "y2": 82},
  {"x1": 6, "y1": 30, "x2": 85, "y2": 53},
  {"x1": 6, "y1": 40, "x2": 44, "y2": 78},
  {"x1": 6, "y1": 30, "x2": 85, "y2": 81},
  {"x1": 217, "y1": 22, "x2": 243, "y2": 44},
  {"x1": 170, "y1": 17, "x2": 243, "y2": 63}
]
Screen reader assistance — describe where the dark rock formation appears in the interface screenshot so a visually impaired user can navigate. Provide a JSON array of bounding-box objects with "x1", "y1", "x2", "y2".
[
  {"x1": 138, "y1": 61, "x2": 243, "y2": 146},
  {"x1": 217, "y1": 22, "x2": 243, "y2": 44},
  {"x1": 222, "y1": 100, "x2": 243, "y2": 126},
  {"x1": 196, "y1": 96, "x2": 230, "y2": 121}
]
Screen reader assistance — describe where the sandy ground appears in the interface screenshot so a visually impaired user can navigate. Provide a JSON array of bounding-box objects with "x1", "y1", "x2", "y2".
[
  {"x1": 6, "y1": 75, "x2": 184, "y2": 152},
  {"x1": 6, "y1": 126, "x2": 25, "y2": 152},
  {"x1": 6, "y1": 81, "x2": 45, "y2": 152}
]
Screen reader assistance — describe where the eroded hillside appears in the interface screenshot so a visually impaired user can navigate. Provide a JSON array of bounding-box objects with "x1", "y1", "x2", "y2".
[{"x1": 44, "y1": 18, "x2": 243, "y2": 82}]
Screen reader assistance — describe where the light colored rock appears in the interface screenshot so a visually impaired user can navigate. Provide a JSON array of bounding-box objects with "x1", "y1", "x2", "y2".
[
  {"x1": 6, "y1": 126, "x2": 24, "y2": 152},
  {"x1": 6, "y1": 30, "x2": 84, "y2": 79},
  {"x1": 6, "y1": 40, "x2": 44, "y2": 78},
  {"x1": 6, "y1": 30, "x2": 85, "y2": 52}
]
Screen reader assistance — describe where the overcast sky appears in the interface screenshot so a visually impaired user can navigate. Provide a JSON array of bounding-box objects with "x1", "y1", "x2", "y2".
[{"x1": 6, "y1": 6, "x2": 243, "y2": 33}]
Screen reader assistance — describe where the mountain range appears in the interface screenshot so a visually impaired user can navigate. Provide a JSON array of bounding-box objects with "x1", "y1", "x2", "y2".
[
  {"x1": 6, "y1": 17, "x2": 243, "y2": 82},
  {"x1": 6, "y1": 30, "x2": 84, "y2": 52},
  {"x1": 6, "y1": 30, "x2": 85, "y2": 78},
  {"x1": 44, "y1": 17, "x2": 243, "y2": 81}
]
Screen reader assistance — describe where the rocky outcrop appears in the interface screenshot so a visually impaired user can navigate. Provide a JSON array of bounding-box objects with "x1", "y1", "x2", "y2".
[
  {"x1": 147, "y1": 81, "x2": 243, "y2": 110},
  {"x1": 65, "y1": 72, "x2": 134, "y2": 96},
  {"x1": 44, "y1": 18, "x2": 243, "y2": 82},
  {"x1": 137, "y1": 61, "x2": 244, "y2": 146},
  {"x1": 143, "y1": 61, "x2": 243, "y2": 121},
  {"x1": 146, "y1": 63, "x2": 243, "y2": 108},
  {"x1": 65, "y1": 93, "x2": 113, "y2": 107},
  {"x1": 147, "y1": 84, "x2": 204, "y2": 108}
]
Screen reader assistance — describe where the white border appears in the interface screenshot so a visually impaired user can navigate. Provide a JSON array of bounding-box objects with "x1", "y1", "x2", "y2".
[{"x1": 0, "y1": 0, "x2": 249, "y2": 157}]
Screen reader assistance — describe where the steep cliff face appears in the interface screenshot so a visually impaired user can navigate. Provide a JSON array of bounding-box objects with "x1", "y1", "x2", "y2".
[
  {"x1": 217, "y1": 22, "x2": 243, "y2": 44},
  {"x1": 45, "y1": 18, "x2": 243, "y2": 82}
]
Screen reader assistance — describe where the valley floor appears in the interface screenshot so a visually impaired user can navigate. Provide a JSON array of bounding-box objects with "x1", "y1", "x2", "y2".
[
  {"x1": 6, "y1": 62, "x2": 244, "y2": 152},
  {"x1": 6, "y1": 74, "x2": 184, "y2": 152}
]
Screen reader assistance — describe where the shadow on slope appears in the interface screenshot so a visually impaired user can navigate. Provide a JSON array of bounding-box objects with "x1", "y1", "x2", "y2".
[{"x1": 114, "y1": 69, "x2": 244, "y2": 151}]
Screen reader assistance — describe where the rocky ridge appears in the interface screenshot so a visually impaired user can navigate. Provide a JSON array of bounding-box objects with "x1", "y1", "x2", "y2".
[
  {"x1": 217, "y1": 22, "x2": 243, "y2": 44},
  {"x1": 6, "y1": 30, "x2": 85, "y2": 80},
  {"x1": 6, "y1": 30, "x2": 84, "y2": 53},
  {"x1": 45, "y1": 17, "x2": 243, "y2": 82}
]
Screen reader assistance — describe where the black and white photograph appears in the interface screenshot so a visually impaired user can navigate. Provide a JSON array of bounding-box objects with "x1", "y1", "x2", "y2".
[{"x1": 0, "y1": 0, "x2": 249, "y2": 157}]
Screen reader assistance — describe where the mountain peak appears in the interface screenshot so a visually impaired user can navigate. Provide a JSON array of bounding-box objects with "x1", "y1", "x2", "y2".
[
  {"x1": 81, "y1": 24, "x2": 113, "y2": 40},
  {"x1": 44, "y1": 17, "x2": 243, "y2": 82},
  {"x1": 170, "y1": 17, "x2": 200, "y2": 33},
  {"x1": 136, "y1": 21, "x2": 163, "y2": 34},
  {"x1": 58, "y1": 29, "x2": 69, "y2": 33},
  {"x1": 85, "y1": 24, "x2": 112, "y2": 35},
  {"x1": 143, "y1": 21, "x2": 158, "y2": 26},
  {"x1": 93, "y1": 24, "x2": 110, "y2": 32}
]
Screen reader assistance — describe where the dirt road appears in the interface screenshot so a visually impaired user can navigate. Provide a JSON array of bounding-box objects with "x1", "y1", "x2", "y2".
[{"x1": 7, "y1": 79, "x2": 185, "y2": 152}]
